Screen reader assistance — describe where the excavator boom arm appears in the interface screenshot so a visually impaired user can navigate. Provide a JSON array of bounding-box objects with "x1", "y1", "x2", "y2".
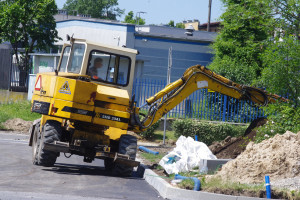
[{"x1": 131, "y1": 65, "x2": 286, "y2": 132}]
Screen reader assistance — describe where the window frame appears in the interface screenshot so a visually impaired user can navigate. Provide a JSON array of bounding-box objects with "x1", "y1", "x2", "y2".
[
  {"x1": 58, "y1": 45, "x2": 71, "y2": 72},
  {"x1": 87, "y1": 49, "x2": 132, "y2": 87}
]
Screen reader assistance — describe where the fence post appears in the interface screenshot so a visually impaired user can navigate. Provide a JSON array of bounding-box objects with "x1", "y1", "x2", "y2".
[{"x1": 222, "y1": 95, "x2": 227, "y2": 122}]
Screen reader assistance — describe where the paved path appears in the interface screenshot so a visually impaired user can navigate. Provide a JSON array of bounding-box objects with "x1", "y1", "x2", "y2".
[{"x1": 0, "y1": 132, "x2": 162, "y2": 200}]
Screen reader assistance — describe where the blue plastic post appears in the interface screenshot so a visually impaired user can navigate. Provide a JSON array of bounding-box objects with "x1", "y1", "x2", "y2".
[
  {"x1": 195, "y1": 135, "x2": 198, "y2": 141},
  {"x1": 265, "y1": 175, "x2": 271, "y2": 199}
]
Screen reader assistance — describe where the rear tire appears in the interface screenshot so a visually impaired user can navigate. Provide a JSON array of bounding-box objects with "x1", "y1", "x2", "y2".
[
  {"x1": 35, "y1": 120, "x2": 62, "y2": 167},
  {"x1": 112, "y1": 134, "x2": 137, "y2": 177},
  {"x1": 32, "y1": 121, "x2": 41, "y2": 165}
]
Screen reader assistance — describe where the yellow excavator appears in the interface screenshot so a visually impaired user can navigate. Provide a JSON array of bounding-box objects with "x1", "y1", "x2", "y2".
[{"x1": 28, "y1": 36, "x2": 285, "y2": 176}]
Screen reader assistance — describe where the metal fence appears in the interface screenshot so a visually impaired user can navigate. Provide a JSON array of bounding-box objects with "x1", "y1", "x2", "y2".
[
  {"x1": 10, "y1": 62, "x2": 29, "y2": 92},
  {"x1": 0, "y1": 47, "x2": 12, "y2": 90},
  {"x1": 133, "y1": 78, "x2": 266, "y2": 123}
]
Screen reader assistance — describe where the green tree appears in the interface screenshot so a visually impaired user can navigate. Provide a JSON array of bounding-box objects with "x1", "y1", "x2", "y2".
[
  {"x1": 175, "y1": 22, "x2": 185, "y2": 29},
  {"x1": 123, "y1": 11, "x2": 145, "y2": 25},
  {"x1": 260, "y1": 36, "x2": 300, "y2": 106},
  {"x1": 209, "y1": 0, "x2": 274, "y2": 85},
  {"x1": 168, "y1": 20, "x2": 175, "y2": 27},
  {"x1": 272, "y1": 0, "x2": 300, "y2": 40},
  {"x1": 63, "y1": 0, "x2": 124, "y2": 20},
  {"x1": 0, "y1": 0, "x2": 60, "y2": 86}
]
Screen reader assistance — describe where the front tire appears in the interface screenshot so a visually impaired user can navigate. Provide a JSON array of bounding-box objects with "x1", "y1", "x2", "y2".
[
  {"x1": 112, "y1": 134, "x2": 137, "y2": 177},
  {"x1": 33, "y1": 120, "x2": 62, "y2": 167}
]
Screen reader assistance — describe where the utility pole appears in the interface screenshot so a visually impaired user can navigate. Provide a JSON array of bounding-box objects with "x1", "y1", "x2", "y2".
[
  {"x1": 207, "y1": 0, "x2": 212, "y2": 32},
  {"x1": 163, "y1": 46, "x2": 172, "y2": 145},
  {"x1": 136, "y1": 11, "x2": 146, "y2": 32}
]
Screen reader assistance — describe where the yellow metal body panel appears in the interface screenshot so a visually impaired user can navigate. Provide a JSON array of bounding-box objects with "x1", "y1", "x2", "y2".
[
  {"x1": 93, "y1": 107, "x2": 129, "y2": 129},
  {"x1": 104, "y1": 127, "x2": 127, "y2": 140},
  {"x1": 96, "y1": 85, "x2": 130, "y2": 106},
  {"x1": 53, "y1": 77, "x2": 98, "y2": 104},
  {"x1": 33, "y1": 74, "x2": 58, "y2": 97},
  {"x1": 53, "y1": 99, "x2": 93, "y2": 122},
  {"x1": 40, "y1": 115, "x2": 63, "y2": 131}
]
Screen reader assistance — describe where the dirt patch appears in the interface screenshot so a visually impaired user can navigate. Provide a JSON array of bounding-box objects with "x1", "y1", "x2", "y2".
[
  {"x1": 213, "y1": 131, "x2": 300, "y2": 184},
  {"x1": 2, "y1": 118, "x2": 32, "y2": 134},
  {"x1": 209, "y1": 118, "x2": 267, "y2": 159}
]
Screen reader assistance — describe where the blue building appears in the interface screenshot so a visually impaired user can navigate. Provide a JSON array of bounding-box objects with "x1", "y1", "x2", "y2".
[
  {"x1": 32, "y1": 15, "x2": 217, "y2": 82},
  {"x1": 134, "y1": 25, "x2": 216, "y2": 81}
]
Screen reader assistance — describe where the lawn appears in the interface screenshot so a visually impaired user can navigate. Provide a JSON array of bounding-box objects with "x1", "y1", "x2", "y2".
[{"x1": 0, "y1": 101, "x2": 41, "y2": 128}]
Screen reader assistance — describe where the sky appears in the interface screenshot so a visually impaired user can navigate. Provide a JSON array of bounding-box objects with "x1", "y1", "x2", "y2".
[{"x1": 55, "y1": 0, "x2": 225, "y2": 25}]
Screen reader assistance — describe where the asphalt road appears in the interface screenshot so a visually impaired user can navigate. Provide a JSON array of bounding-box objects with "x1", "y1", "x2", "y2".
[{"x1": 0, "y1": 132, "x2": 163, "y2": 200}]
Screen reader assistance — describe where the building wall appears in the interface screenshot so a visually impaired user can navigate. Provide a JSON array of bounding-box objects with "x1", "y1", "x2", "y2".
[
  {"x1": 32, "y1": 54, "x2": 60, "y2": 74},
  {"x1": 56, "y1": 20, "x2": 135, "y2": 48},
  {"x1": 134, "y1": 36, "x2": 214, "y2": 82}
]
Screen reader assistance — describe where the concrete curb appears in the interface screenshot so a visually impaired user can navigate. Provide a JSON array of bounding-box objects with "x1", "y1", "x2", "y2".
[{"x1": 137, "y1": 165, "x2": 274, "y2": 200}]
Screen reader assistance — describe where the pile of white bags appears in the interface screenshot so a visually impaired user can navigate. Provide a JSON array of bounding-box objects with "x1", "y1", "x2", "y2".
[{"x1": 159, "y1": 136, "x2": 217, "y2": 174}]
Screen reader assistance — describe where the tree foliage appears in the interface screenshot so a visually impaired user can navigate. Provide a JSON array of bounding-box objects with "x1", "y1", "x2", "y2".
[
  {"x1": 209, "y1": 0, "x2": 274, "y2": 85},
  {"x1": 0, "y1": 0, "x2": 60, "y2": 74},
  {"x1": 175, "y1": 22, "x2": 185, "y2": 29},
  {"x1": 272, "y1": 0, "x2": 300, "y2": 40},
  {"x1": 123, "y1": 11, "x2": 145, "y2": 25},
  {"x1": 168, "y1": 20, "x2": 175, "y2": 27},
  {"x1": 260, "y1": 36, "x2": 300, "y2": 106},
  {"x1": 63, "y1": 0, "x2": 124, "y2": 20}
]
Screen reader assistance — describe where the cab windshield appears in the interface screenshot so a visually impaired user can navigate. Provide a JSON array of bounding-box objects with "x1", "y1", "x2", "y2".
[
  {"x1": 59, "y1": 43, "x2": 85, "y2": 73},
  {"x1": 67, "y1": 43, "x2": 85, "y2": 73}
]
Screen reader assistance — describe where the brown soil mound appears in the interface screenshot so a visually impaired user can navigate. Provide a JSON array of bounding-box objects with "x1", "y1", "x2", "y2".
[
  {"x1": 213, "y1": 131, "x2": 300, "y2": 184},
  {"x1": 209, "y1": 118, "x2": 267, "y2": 159},
  {"x1": 3, "y1": 118, "x2": 32, "y2": 133}
]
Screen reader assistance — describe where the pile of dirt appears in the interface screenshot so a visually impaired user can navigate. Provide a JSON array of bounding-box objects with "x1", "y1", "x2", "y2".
[
  {"x1": 209, "y1": 118, "x2": 267, "y2": 159},
  {"x1": 213, "y1": 131, "x2": 300, "y2": 184},
  {"x1": 2, "y1": 118, "x2": 32, "y2": 133}
]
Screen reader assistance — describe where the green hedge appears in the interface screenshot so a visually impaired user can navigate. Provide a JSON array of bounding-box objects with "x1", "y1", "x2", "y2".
[
  {"x1": 139, "y1": 119, "x2": 161, "y2": 139},
  {"x1": 172, "y1": 119, "x2": 247, "y2": 145}
]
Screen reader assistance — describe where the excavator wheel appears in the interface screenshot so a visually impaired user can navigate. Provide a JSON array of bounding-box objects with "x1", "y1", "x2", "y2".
[
  {"x1": 112, "y1": 134, "x2": 137, "y2": 177},
  {"x1": 32, "y1": 120, "x2": 41, "y2": 165},
  {"x1": 104, "y1": 158, "x2": 114, "y2": 170},
  {"x1": 33, "y1": 120, "x2": 62, "y2": 167}
]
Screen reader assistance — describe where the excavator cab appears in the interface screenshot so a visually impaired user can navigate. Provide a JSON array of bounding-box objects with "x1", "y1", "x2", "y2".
[{"x1": 57, "y1": 37, "x2": 138, "y2": 96}]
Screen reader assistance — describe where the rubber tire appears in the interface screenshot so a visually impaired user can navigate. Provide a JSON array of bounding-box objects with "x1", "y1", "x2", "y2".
[
  {"x1": 112, "y1": 134, "x2": 137, "y2": 177},
  {"x1": 35, "y1": 120, "x2": 62, "y2": 167},
  {"x1": 32, "y1": 121, "x2": 41, "y2": 165},
  {"x1": 104, "y1": 158, "x2": 114, "y2": 170}
]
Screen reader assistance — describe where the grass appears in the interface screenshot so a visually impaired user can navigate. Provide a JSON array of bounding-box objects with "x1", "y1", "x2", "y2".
[
  {"x1": 201, "y1": 177, "x2": 265, "y2": 192},
  {"x1": 140, "y1": 152, "x2": 165, "y2": 164},
  {"x1": 0, "y1": 100, "x2": 41, "y2": 126},
  {"x1": 152, "y1": 130, "x2": 178, "y2": 142}
]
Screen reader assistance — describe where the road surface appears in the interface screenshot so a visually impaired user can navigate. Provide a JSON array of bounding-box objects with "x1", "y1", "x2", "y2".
[{"x1": 0, "y1": 132, "x2": 163, "y2": 200}]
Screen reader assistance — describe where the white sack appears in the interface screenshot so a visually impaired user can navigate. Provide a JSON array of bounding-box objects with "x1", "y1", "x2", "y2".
[{"x1": 159, "y1": 135, "x2": 216, "y2": 174}]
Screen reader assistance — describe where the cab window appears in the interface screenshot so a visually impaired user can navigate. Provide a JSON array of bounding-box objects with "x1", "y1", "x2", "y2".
[
  {"x1": 67, "y1": 43, "x2": 85, "y2": 73},
  {"x1": 87, "y1": 50, "x2": 131, "y2": 86},
  {"x1": 59, "y1": 46, "x2": 70, "y2": 72}
]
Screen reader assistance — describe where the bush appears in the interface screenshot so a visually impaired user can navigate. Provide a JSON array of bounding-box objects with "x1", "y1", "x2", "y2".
[
  {"x1": 255, "y1": 102, "x2": 300, "y2": 143},
  {"x1": 172, "y1": 119, "x2": 247, "y2": 145},
  {"x1": 139, "y1": 119, "x2": 161, "y2": 139}
]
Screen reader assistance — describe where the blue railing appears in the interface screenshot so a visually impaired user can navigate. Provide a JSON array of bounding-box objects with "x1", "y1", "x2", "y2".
[{"x1": 132, "y1": 78, "x2": 266, "y2": 123}]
